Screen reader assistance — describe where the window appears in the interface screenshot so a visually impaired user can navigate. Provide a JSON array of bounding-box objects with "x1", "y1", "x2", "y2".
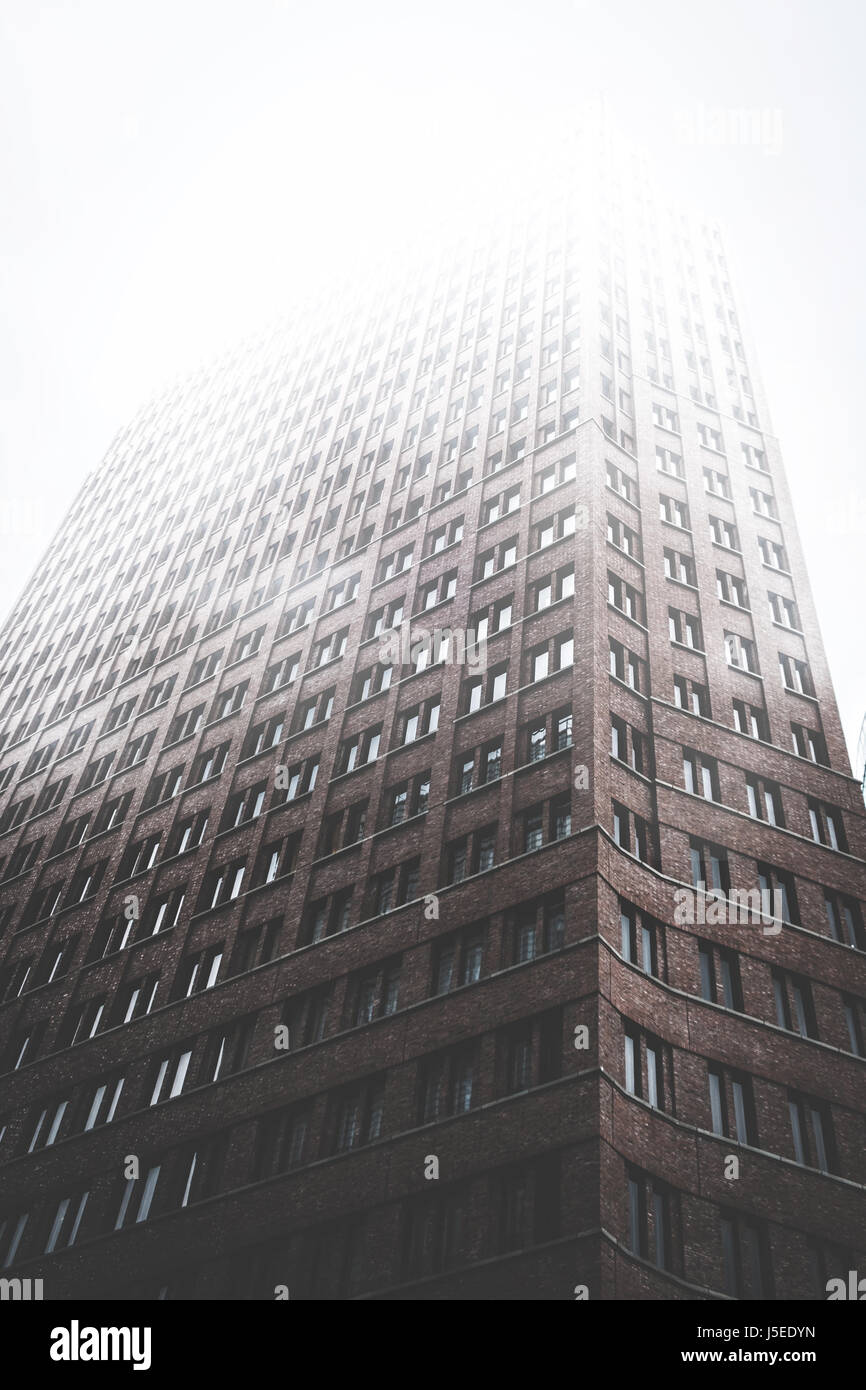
[
  {"x1": 198, "y1": 856, "x2": 247, "y2": 910},
  {"x1": 703, "y1": 465, "x2": 731, "y2": 497},
  {"x1": 607, "y1": 516, "x2": 641, "y2": 560},
  {"x1": 788, "y1": 1093, "x2": 837, "y2": 1173},
  {"x1": 733, "y1": 698, "x2": 769, "y2": 740},
  {"x1": 27, "y1": 1096, "x2": 70, "y2": 1152},
  {"x1": 843, "y1": 996, "x2": 865, "y2": 1057},
  {"x1": 768, "y1": 592, "x2": 799, "y2": 629},
  {"x1": 697, "y1": 421, "x2": 723, "y2": 451},
  {"x1": 758, "y1": 536, "x2": 787, "y2": 570},
  {"x1": 698, "y1": 940, "x2": 744, "y2": 1011},
  {"x1": 444, "y1": 825, "x2": 496, "y2": 883},
  {"x1": 369, "y1": 857, "x2": 420, "y2": 915},
  {"x1": 111, "y1": 972, "x2": 159, "y2": 1025},
  {"x1": 749, "y1": 486, "x2": 777, "y2": 518},
  {"x1": 189, "y1": 740, "x2": 230, "y2": 784},
  {"x1": 289, "y1": 685, "x2": 335, "y2": 734},
  {"x1": 426, "y1": 515, "x2": 465, "y2": 554},
  {"x1": 669, "y1": 607, "x2": 703, "y2": 650},
  {"x1": 716, "y1": 569, "x2": 749, "y2": 608},
  {"x1": 613, "y1": 802, "x2": 653, "y2": 862},
  {"x1": 623, "y1": 1022, "x2": 672, "y2": 1112},
  {"x1": 118, "y1": 833, "x2": 162, "y2": 878},
  {"x1": 609, "y1": 638, "x2": 644, "y2": 691},
  {"x1": 63, "y1": 860, "x2": 108, "y2": 907},
  {"x1": 664, "y1": 548, "x2": 696, "y2": 585},
  {"x1": 401, "y1": 1187, "x2": 468, "y2": 1280},
  {"x1": 103, "y1": 699, "x2": 136, "y2": 734},
  {"x1": 200, "y1": 1014, "x2": 254, "y2": 1083},
  {"x1": 310, "y1": 626, "x2": 349, "y2": 668},
  {"x1": 724, "y1": 631, "x2": 758, "y2": 672},
  {"x1": 383, "y1": 771, "x2": 430, "y2": 826},
  {"x1": 656, "y1": 445, "x2": 684, "y2": 477},
  {"x1": 325, "y1": 572, "x2": 361, "y2": 611},
  {"x1": 652, "y1": 402, "x2": 679, "y2": 431},
  {"x1": 349, "y1": 660, "x2": 393, "y2": 702},
  {"x1": 141, "y1": 885, "x2": 186, "y2": 938},
  {"x1": 462, "y1": 665, "x2": 507, "y2": 714},
  {"x1": 253, "y1": 833, "x2": 302, "y2": 887},
  {"x1": 707, "y1": 1065, "x2": 757, "y2": 1144},
  {"x1": 76, "y1": 752, "x2": 115, "y2": 792},
  {"x1": 659, "y1": 494, "x2": 690, "y2": 529},
  {"x1": 808, "y1": 799, "x2": 847, "y2": 852},
  {"x1": 523, "y1": 806, "x2": 543, "y2": 853},
  {"x1": 365, "y1": 595, "x2": 405, "y2": 639},
  {"x1": 610, "y1": 716, "x2": 647, "y2": 773},
  {"x1": 149, "y1": 1047, "x2": 193, "y2": 1105},
  {"x1": 166, "y1": 702, "x2": 205, "y2": 744},
  {"x1": 337, "y1": 723, "x2": 383, "y2": 773},
  {"x1": 254, "y1": 1105, "x2": 310, "y2": 1179},
  {"x1": 627, "y1": 1167, "x2": 676, "y2": 1272},
  {"x1": 418, "y1": 1044, "x2": 478, "y2": 1122},
  {"x1": 431, "y1": 922, "x2": 486, "y2": 995},
  {"x1": 329, "y1": 1076, "x2": 385, "y2": 1153},
  {"x1": 43, "y1": 1190, "x2": 90, "y2": 1254},
  {"x1": 474, "y1": 536, "x2": 518, "y2": 580},
  {"x1": 228, "y1": 917, "x2": 281, "y2": 977},
  {"x1": 399, "y1": 699, "x2": 440, "y2": 743},
  {"x1": 742, "y1": 442, "x2": 769, "y2": 472},
  {"x1": 481, "y1": 485, "x2": 521, "y2": 525},
  {"x1": 824, "y1": 890, "x2": 865, "y2": 949},
  {"x1": 417, "y1": 570, "x2": 457, "y2": 613},
  {"x1": 720, "y1": 1211, "x2": 773, "y2": 1298},
  {"x1": 745, "y1": 774, "x2": 784, "y2": 826},
  {"x1": 533, "y1": 505, "x2": 577, "y2": 550},
  {"x1": 757, "y1": 862, "x2": 798, "y2": 924},
  {"x1": 276, "y1": 597, "x2": 315, "y2": 637},
  {"x1": 210, "y1": 680, "x2": 248, "y2": 721},
  {"x1": 533, "y1": 453, "x2": 577, "y2": 496},
  {"x1": 779, "y1": 653, "x2": 814, "y2": 696},
  {"x1": 674, "y1": 674, "x2": 710, "y2": 717},
  {"x1": 115, "y1": 1165, "x2": 162, "y2": 1230},
  {"x1": 507, "y1": 893, "x2": 565, "y2": 964},
  {"x1": 172, "y1": 943, "x2": 223, "y2": 1000},
  {"x1": 682, "y1": 747, "x2": 720, "y2": 800},
  {"x1": 344, "y1": 957, "x2": 402, "y2": 1027},
  {"x1": 772, "y1": 968, "x2": 816, "y2": 1036},
  {"x1": 607, "y1": 572, "x2": 644, "y2": 623},
  {"x1": 187, "y1": 650, "x2": 223, "y2": 687},
  {"x1": 301, "y1": 888, "x2": 354, "y2": 943},
  {"x1": 690, "y1": 838, "x2": 731, "y2": 894},
  {"x1": 80, "y1": 1073, "x2": 125, "y2": 1132},
  {"x1": 709, "y1": 515, "x2": 739, "y2": 550},
  {"x1": 620, "y1": 903, "x2": 666, "y2": 979},
  {"x1": 222, "y1": 780, "x2": 268, "y2": 829},
  {"x1": 142, "y1": 764, "x2": 185, "y2": 811},
  {"x1": 493, "y1": 1155, "x2": 562, "y2": 1254},
  {"x1": 377, "y1": 544, "x2": 414, "y2": 581},
  {"x1": 499, "y1": 1010, "x2": 562, "y2": 1095},
  {"x1": 791, "y1": 721, "x2": 828, "y2": 764}
]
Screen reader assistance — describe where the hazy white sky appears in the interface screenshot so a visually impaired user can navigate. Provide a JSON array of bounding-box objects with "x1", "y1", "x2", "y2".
[{"x1": 1, "y1": 0, "x2": 863, "y2": 767}]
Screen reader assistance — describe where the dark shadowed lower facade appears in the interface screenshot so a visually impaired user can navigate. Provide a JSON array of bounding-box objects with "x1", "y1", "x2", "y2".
[{"x1": 0, "y1": 130, "x2": 864, "y2": 1301}]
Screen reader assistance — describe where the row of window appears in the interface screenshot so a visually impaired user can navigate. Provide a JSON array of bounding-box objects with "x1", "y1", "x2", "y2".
[
  {"x1": 2, "y1": 1147, "x2": 844, "y2": 1305},
  {"x1": 622, "y1": 1019, "x2": 846, "y2": 1174}
]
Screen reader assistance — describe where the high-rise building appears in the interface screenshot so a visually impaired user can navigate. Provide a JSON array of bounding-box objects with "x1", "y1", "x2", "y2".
[{"x1": 0, "y1": 124, "x2": 864, "y2": 1302}]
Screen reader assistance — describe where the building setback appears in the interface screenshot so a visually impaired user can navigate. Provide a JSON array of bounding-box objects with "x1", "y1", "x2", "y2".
[{"x1": 0, "y1": 128, "x2": 864, "y2": 1301}]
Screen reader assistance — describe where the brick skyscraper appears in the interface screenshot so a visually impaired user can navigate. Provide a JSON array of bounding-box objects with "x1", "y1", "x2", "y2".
[{"x1": 0, "y1": 125, "x2": 864, "y2": 1301}]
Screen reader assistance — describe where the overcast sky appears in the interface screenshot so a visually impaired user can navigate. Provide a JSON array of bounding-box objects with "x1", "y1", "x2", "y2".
[{"x1": 1, "y1": 0, "x2": 863, "y2": 769}]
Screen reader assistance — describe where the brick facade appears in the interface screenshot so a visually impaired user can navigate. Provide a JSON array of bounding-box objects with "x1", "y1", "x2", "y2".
[{"x1": 0, "y1": 123, "x2": 863, "y2": 1300}]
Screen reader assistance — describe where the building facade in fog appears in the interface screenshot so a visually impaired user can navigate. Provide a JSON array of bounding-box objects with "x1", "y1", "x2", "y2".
[{"x1": 0, "y1": 127, "x2": 864, "y2": 1300}]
